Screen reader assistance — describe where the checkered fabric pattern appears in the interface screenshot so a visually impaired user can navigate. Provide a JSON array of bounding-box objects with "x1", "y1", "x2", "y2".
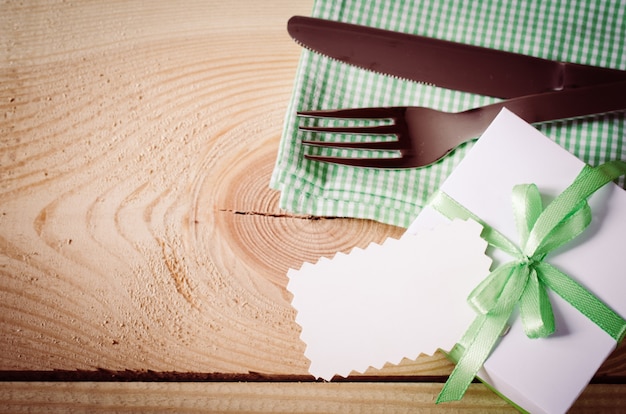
[{"x1": 271, "y1": 0, "x2": 626, "y2": 228}]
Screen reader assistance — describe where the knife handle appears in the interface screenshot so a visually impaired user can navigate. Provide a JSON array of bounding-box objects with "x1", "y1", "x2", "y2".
[
  {"x1": 562, "y1": 62, "x2": 626, "y2": 90},
  {"x1": 405, "y1": 36, "x2": 626, "y2": 98},
  {"x1": 468, "y1": 80, "x2": 626, "y2": 135}
]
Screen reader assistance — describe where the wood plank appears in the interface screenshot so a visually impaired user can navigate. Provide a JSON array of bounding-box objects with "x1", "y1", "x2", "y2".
[
  {"x1": 0, "y1": 382, "x2": 526, "y2": 413},
  {"x1": 1, "y1": 382, "x2": 625, "y2": 413}
]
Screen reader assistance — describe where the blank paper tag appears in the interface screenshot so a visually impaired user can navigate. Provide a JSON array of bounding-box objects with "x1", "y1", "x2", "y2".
[{"x1": 287, "y1": 218, "x2": 492, "y2": 380}]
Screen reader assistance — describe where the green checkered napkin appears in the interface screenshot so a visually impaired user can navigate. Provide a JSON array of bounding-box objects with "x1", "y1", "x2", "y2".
[{"x1": 271, "y1": 0, "x2": 625, "y2": 228}]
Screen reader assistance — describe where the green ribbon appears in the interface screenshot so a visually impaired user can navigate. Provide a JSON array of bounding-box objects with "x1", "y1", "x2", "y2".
[{"x1": 429, "y1": 160, "x2": 626, "y2": 403}]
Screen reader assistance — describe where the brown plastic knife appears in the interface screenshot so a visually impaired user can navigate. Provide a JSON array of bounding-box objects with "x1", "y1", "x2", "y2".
[{"x1": 288, "y1": 16, "x2": 626, "y2": 99}]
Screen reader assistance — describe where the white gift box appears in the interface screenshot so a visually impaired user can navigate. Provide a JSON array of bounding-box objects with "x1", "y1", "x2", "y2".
[{"x1": 408, "y1": 109, "x2": 626, "y2": 414}]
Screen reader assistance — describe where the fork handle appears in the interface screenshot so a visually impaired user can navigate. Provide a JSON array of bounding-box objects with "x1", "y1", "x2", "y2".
[{"x1": 471, "y1": 80, "x2": 626, "y2": 130}]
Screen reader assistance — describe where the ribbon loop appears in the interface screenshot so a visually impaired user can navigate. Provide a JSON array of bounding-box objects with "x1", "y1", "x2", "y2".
[
  {"x1": 512, "y1": 183, "x2": 542, "y2": 247},
  {"x1": 525, "y1": 199, "x2": 591, "y2": 258},
  {"x1": 526, "y1": 162, "x2": 624, "y2": 254},
  {"x1": 468, "y1": 262, "x2": 518, "y2": 315}
]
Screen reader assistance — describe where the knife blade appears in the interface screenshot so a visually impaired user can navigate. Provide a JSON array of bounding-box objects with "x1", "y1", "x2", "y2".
[{"x1": 288, "y1": 16, "x2": 626, "y2": 99}]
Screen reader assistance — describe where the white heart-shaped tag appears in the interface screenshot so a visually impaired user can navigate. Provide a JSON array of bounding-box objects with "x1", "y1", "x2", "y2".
[{"x1": 287, "y1": 218, "x2": 492, "y2": 380}]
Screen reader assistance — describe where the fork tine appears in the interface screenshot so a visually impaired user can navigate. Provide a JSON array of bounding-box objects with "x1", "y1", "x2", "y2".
[
  {"x1": 302, "y1": 138, "x2": 401, "y2": 150},
  {"x1": 305, "y1": 154, "x2": 409, "y2": 169},
  {"x1": 298, "y1": 107, "x2": 402, "y2": 119},
  {"x1": 299, "y1": 124, "x2": 397, "y2": 135}
]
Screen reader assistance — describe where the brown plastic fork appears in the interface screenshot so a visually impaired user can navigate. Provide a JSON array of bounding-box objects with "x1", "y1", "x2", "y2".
[{"x1": 298, "y1": 80, "x2": 626, "y2": 169}]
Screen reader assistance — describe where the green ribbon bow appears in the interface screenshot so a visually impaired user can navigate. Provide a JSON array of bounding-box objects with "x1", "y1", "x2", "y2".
[{"x1": 429, "y1": 160, "x2": 626, "y2": 403}]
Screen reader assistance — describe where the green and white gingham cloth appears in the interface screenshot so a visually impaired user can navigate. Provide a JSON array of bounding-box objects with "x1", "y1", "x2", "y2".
[{"x1": 271, "y1": 0, "x2": 626, "y2": 228}]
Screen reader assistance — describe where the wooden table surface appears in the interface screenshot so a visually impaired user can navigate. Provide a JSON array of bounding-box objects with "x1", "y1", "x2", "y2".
[{"x1": 1, "y1": 1, "x2": 625, "y2": 412}]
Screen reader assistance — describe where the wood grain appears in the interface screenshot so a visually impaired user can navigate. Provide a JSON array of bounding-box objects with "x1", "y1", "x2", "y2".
[
  {"x1": 1, "y1": 0, "x2": 625, "y2": 412},
  {"x1": 2, "y1": 382, "x2": 626, "y2": 413},
  {"x1": 0, "y1": 0, "x2": 409, "y2": 374},
  {"x1": 0, "y1": 382, "x2": 518, "y2": 413}
]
